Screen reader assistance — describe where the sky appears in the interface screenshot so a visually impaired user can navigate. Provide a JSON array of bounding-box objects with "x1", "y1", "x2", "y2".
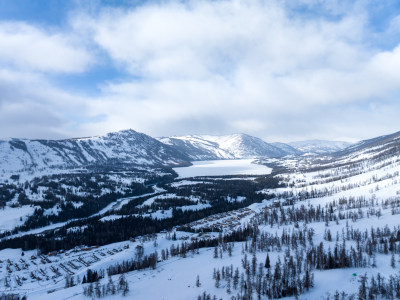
[{"x1": 0, "y1": 0, "x2": 400, "y2": 143}]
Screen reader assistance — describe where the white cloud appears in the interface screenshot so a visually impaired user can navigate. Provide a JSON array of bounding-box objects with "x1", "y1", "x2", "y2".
[
  {"x1": 1, "y1": 0, "x2": 400, "y2": 142},
  {"x1": 76, "y1": 1, "x2": 368, "y2": 77},
  {"x1": 0, "y1": 22, "x2": 92, "y2": 73},
  {"x1": 67, "y1": 0, "x2": 400, "y2": 141},
  {"x1": 0, "y1": 20, "x2": 95, "y2": 139}
]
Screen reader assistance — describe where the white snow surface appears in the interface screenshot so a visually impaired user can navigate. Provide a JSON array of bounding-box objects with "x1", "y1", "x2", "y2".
[{"x1": 0, "y1": 205, "x2": 36, "y2": 232}]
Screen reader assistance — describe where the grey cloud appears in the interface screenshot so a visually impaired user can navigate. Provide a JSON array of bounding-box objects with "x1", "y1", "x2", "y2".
[{"x1": 0, "y1": 102, "x2": 69, "y2": 139}]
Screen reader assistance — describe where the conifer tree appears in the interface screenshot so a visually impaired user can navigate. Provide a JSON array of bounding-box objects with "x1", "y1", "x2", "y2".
[{"x1": 265, "y1": 254, "x2": 271, "y2": 269}]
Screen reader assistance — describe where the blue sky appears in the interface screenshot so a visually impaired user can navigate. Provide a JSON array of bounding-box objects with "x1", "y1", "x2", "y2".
[{"x1": 0, "y1": 0, "x2": 400, "y2": 142}]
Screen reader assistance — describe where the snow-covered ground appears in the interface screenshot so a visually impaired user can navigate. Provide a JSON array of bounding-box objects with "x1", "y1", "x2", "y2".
[
  {"x1": 0, "y1": 205, "x2": 37, "y2": 232},
  {"x1": 173, "y1": 159, "x2": 272, "y2": 178},
  {"x1": 4, "y1": 142, "x2": 400, "y2": 299},
  {"x1": 4, "y1": 192, "x2": 398, "y2": 300}
]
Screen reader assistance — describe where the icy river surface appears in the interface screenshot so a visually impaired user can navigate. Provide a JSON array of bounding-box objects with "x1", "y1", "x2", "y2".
[{"x1": 173, "y1": 159, "x2": 272, "y2": 178}]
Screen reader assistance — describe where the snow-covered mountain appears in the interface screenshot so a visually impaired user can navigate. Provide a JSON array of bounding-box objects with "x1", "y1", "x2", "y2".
[
  {"x1": 288, "y1": 139, "x2": 352, "y2": 154},
  {"x1": 331, "y1": 130, "x2": 400, "y2": 162},
  {"x1": 3, "y1": 130, "x2": 400, "y2": 299},
  {"x1": 0, "y1": 129, "x2": 189, "y2": 173},
  {"x1": 159, "y1": 134, "x2": 294, "y2": 160},
  {"x1": 337, "y1": 130, "x2": 400, "y2": 156},
  {"x1": 4, "y1": 130, "x2": 400, "y2": 300}
]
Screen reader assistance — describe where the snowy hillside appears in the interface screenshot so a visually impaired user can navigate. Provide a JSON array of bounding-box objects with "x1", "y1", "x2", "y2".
[
  {"x1": 289, "y1": 139, "x2": 352, "y2": 154},
  {"x1": 159, "y1": 134, "x2": 293, "y2": 160},
  {"x1": 335, "y1": 130, "x2": 400, "y2": 158},
  {"x1": 0, "y1": 129, "x2": 189, "y2": 174},
  {"x1": 270, "y1": 142, "x2": 303, "y2": 156},
  {"x1": 300, "y1": 130, "x2": 400, "y2": 170},
  {"x1": 158, "y1": 135, "x2": 233, "y2": 160},
  {"x1": 3, "y1": 130, "x2": 400, "y2": 300},
  {"x1": 3, "y1": 134, "x2": 400, "y2": 299}
]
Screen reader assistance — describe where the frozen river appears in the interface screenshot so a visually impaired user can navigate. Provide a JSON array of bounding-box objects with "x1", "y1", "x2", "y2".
[{"x1": 173, "y1": 159, "x2": 272, "y2": 178}]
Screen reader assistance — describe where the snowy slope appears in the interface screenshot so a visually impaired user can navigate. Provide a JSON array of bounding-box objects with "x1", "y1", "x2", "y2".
[
  {"x1": 158, "y1": 135, "x2": 232, "y2": 160},
  {"x1": 0, "y1": 129, "x2": 189, "y2": 173},
  {"x1": 270, "y1": 142, "x2": 303, "y2": 156},
  {"x1": 301, "y1": 131, "x2": 400, "y2": 169},
  {"x1": 335, "y1": 130, "x2": 400, "y2": 158},
  {"x1": 159, "y1": 134, "x2": 293, "y2": 160},
  {"x1": 6, "y1": 145, "x2": 400, "y2": 300},
  {"x1": 3, "y1": 130, "x2": 400, "y2": 299}
]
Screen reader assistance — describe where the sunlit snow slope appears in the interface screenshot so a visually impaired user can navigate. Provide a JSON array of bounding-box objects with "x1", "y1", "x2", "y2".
[{"x1": 159, "y1": 133, "x2": 297, "y2": 160}]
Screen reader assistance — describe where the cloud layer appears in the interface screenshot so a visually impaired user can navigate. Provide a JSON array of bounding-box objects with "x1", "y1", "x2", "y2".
[{"x1": 1, "y1": 0, "x2": 400, "y2": 142}]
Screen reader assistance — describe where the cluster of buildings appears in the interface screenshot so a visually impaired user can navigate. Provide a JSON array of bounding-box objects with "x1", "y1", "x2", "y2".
[{"x1": 184, "y1": 207, "x2": 254, "y2": 232}]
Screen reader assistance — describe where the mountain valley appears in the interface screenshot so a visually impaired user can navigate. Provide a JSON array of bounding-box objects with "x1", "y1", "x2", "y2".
[{"x1": 0, "y1": 129, "x2": 399, "y2": 300}]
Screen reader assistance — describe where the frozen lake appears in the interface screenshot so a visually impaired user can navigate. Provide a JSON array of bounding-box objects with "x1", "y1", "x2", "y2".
[{"x1": 173, "y1": 159, "x2": 272, "y2": 178}]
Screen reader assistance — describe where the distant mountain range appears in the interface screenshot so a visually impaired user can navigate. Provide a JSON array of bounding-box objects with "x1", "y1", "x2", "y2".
[
  {"x1": 158, "y1": 135, "x2": 354, "y2": 159},
  {"x1": 0, "y1": 129, "x2": 373, "y2": 174},
  {"x1": 0, "y1": 129, "x2": 189, "y2": 173},
  {"x1": 158, "y1": 134, "x2": 301, "y2": 160},
  {"x1": 287, "y1": 140, "x2": 352, "y2": 154}
]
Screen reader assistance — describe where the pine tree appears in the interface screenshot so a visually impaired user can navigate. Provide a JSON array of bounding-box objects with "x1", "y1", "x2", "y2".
[
  {"x1": 226, "y1": 277, "x2": 231, "y2": 294},
  {"x1": 95, "y1": 281, "x2": 101, "y2": 298},
  {"x1": 196, "y1": 275, "x2": 201, "y2": 287},
  {"x1": 213, "y1": 246, "x2": 218, "y2": 259},
  {"x1": 233, "y1": 268, "x2": 239, "y2": 290},
  {"x1": 252, "y1": 253, "x2": 257, "y2": 277},
  {"x1": 123, "y1": 279, "x2": 129, "y2": 296},
  {"x1": 88, "y1": 282, "x2": 94, "y2": 297},
  {"x1": 304, "y1": 269, "x2": 311, "y2": 291},
  {"x1": 265, "y1": 254, "x2": 271, "y2": 268},
  {"x1": 215, "y1": 270, "x2": 221, "y2": 288},
  {"x1": 107, "y1": 275, "x2": 115, "y2": 295},
  {"x1": 358, "y1": 274, "x2": 367, "y2": 300}
]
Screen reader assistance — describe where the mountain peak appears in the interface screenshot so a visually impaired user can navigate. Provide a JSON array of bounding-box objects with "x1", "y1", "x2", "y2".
[{"x1": 0, "y1": 129, "x2": 189, "y2": 174}]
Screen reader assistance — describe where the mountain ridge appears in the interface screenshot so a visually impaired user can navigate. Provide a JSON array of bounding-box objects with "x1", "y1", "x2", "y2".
[
  {"x1": 0, "y1": 129, "x2": 190, "y2": 174},
  {"x1": 3, "y1": 128, "x2": 389, "y2": 176},
  {"x1": 158, "y1": 133, "x2": 293, "y2": 160},
  {"x1": 288, "y1": 139, "x2": 352, "y2": 154}
]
